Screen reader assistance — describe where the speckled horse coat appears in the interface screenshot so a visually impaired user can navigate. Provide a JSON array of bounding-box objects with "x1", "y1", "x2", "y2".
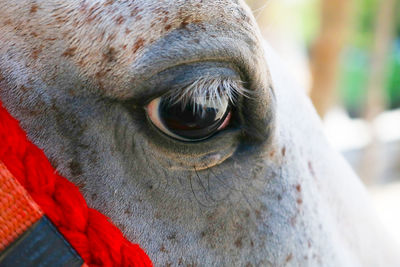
[{"x1": 0, "y1": 0, "x2": 399, "y2": 266}]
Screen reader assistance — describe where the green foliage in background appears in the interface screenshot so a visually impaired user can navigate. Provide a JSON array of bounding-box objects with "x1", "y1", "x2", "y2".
[
  {"x1": 248, "y1": 0, "x2": 399, "y2": 116},
  {"x1": 300, "y1": 0, "x2": 320, "y2": 47},
  {"x1": 387, "y1": 42, "x2": 400, "y2": 109},
  {"x1": 339, "y1": 0, "x2": 400, "y2": 116}
]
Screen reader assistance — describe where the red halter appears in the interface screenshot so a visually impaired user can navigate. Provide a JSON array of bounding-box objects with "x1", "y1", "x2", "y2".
[{"x1": 0, "y1": 102, "x2": 152, "y2": 267}]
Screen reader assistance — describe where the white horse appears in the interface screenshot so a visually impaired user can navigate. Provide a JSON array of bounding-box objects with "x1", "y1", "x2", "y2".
[{"x1": 0, "y1": 0, "x2": 399, "y2": 265}]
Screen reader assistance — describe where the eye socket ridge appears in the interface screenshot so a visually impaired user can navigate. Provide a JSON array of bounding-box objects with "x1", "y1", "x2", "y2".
[{"x1": 146, "y1": 76, "x2": 250, "y2": 142}]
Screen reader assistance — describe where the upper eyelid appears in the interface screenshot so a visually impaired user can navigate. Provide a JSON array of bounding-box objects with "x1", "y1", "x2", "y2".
[{"x1": 129, "y1": 61, "x2": 245, "y2": 104}]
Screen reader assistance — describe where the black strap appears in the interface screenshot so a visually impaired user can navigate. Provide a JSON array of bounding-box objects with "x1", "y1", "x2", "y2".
[{"x1": 0, "y1": 216, "x2": 83, "y2": 267}]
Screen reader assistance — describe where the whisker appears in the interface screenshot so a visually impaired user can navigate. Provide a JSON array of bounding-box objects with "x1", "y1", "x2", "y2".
[
  {"x1": 251, "y1": 0, "x2": 273, "y2": 19},
  {"x1": 189, "y1": 169, "x2": 215, "y2": 208},
  {"x1": 194, "y1": 166, "x2": 217, "y2": 203}
]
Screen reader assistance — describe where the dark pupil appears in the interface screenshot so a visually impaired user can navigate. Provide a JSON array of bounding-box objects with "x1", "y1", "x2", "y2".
[{"x1": 159, "y1": 97, "x2": 229, "y2": 140}]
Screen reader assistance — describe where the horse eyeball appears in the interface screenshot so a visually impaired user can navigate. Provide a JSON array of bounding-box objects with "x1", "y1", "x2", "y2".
[{"x1": 146, "y1": 95, "x2": 231, "y2": 142}]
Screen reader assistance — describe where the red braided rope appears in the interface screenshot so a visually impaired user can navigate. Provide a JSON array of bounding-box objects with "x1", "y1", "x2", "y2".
[{"x1": 0, "y1": 102, "x2": 152, "y2": 267}]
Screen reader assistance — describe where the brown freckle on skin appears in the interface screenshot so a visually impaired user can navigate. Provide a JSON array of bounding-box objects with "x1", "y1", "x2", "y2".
[
  {"x1": 30, "y1": 32, "x2": 38, "y2": 37},
  {"x1": 103, "y1": 46, "x2": 117, "y2": 62},
  {"x1": 31, "y1": 48, "x2": 42, "y2": 60},
  {"x1": 297, "y1": 198, "x2": 303, "y2": 205},
  {"x1": 179, "y1": 15, "x2": 191, "y2": 29},
  {"x1": 295, "y1": 184, "x2": 301, "y2": 192},
  {"x1": 282, "y1": 146, "x2": 286, "y2": 156},
  {"x1": 14, "y1": 24, "x2": 22, "y2": 31},
  {"x1": 95, "y1": 71, "x2": 106, "y2": 79},
  {"x1": 91, "y1": 193, "x2": 97, "y2": 201},
  {"x1": 163, "y1": 17, "x2": 169, "y2": 23},
  {"x1": 62, "y1": 30, "x2": 69, "y2": 38},
  {"x1": 69, "y1": 160, "x2": 83, "y2": 176},
  {"x1": 167, "y1": 233, "x2": 176, "y2": 240},
  {"x1": 132, "y1": 38, "x2": 145, "y2": 54},
  {"x1": 160, "y1": 244, "x2": 168, "y2": 253},
  {"x1": 154, "y1": 211, "x2": 162, "y2": 219},
  {"x1": 164, "y1": 24, "x2": 172, "y2": 31},
  {"x1": 200, "y1": 231, "x2": 206, "y2": 238},
  {"x1": 125, "y1": 28, "x2": 131, "y2": 34},
  {"x1": 62, "y1": 47, "x2": 77, "y2": 57},
  {"x1": 135, "y1": 15, "x2": 142, "y2": 21},
  {"x1": 124, "y1": 208, "x2": 131, "y2": 215},
  {"x1": 30, "y1": 4, "x2": 39, "y2": 14},
  {"x1": 250, "y1": 240, "x2": 254, "y2": 247},
  {"x1": 206, "y1": 212, "x2": 217, "y2": 221},
  {"x1": 75, "y1": 181, "x2": 86, "y2": 191},
  {"x1": 269, "y1": 150, "x2": 275, "y2": 157},
  {"x1": 104, "y1": 0, "x2": 114, "y2": 6},
  {"x1": 77, "y1": 58, "x2": 85, "y2": 67},
  {"x1": 98, "y1": 81, "x2": 104, "y2": 91},
  {"x1": 130, "y1": 7, "x2": 139, "y2": 17},
  {"x1": 54, "y1": 15, "x2": 67, "y2": 24},
  {"x1": 285, "y1": 253, "x2": 293, "y2": 262},
  {"x1": 115, "y1": 15, "x2": 125, "y2": 25},
  {"x1": 234, "y1": 237, "x2": 243, "y2": 248},
  {"x1": 20, "y1": 85, "x2": 31, "y2": 93}
]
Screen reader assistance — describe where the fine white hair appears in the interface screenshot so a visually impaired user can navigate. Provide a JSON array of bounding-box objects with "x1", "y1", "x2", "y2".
[{"x1": 165, "y1": 77, "x2": 251, "y2": 114}]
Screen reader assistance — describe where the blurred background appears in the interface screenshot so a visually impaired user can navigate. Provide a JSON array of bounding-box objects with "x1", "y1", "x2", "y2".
[{"x1": 245, "y1": 0, "x2": 400, "y2": 242}]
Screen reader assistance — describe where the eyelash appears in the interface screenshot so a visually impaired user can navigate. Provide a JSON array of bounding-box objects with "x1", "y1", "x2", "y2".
[{"x1": 163, "y1": 76, "x2": 251, "y2": 111}]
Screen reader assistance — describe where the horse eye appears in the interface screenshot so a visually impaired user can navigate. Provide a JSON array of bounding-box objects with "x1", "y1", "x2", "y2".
[{"x1": 146, "y1": 95, "x2": 232, "y2": 142}]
